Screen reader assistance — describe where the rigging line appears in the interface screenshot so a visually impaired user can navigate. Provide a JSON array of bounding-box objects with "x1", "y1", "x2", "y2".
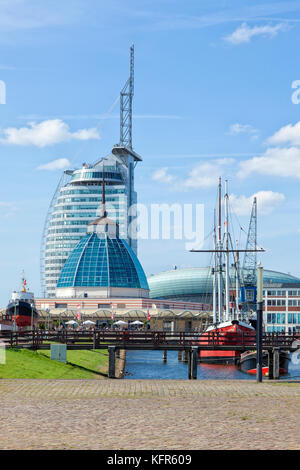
[
  {"x1": 227, "y1": 198, "x2": 248, "y2": 235},
  {"x1": 203, "y1": 227, "x2": 215, "y2": 243},
  {"x1": 203, "y1": 251, "x2": 214, "y2": 307},
  {"x1": 66, "y1": 93, "x2": 121, "y2": 166}
]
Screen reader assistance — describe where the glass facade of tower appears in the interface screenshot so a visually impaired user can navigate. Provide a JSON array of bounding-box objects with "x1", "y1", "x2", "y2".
[{"x1": 41, "y1": 152, "x2": 138, "y2": 297}]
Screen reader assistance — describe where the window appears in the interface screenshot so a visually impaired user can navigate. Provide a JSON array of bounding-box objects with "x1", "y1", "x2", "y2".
[
  {"x1": 55, "y1": 303, "x2": 67, "y2": 309},
  {"x1": 276, "y1": 313, "x2": 286, "y2": 324},
  {"x1": 288, "y1": 313, "x2": 297, "y2": 324},
  {"x1": 98, "y1": 303, "x2": 110, "y2": 309},
  {"x1": 117, "y1": 304, "x2": 126, "y2": 309},
  {"x1": 267, "y1": 313, "x2": 276, "y2": 324}
]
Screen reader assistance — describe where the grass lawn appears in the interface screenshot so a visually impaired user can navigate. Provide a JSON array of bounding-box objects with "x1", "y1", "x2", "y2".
[{"x1": 0, "y1": 348, "x2": 109, "y2": 379}]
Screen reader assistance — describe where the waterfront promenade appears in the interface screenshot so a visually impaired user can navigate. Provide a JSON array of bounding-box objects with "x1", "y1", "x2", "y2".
[{"x1": 0, "y1": 379, "x2": 299, "y2": 450}]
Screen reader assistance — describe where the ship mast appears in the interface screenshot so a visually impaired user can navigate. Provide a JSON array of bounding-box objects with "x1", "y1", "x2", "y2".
[
  {"x1": 217, "y1": 177, "x2": 223, "y2": 323},
  {"x1": 235, "y1": 240, "x2": 240, "y2": 321},
  {"x1": 212, "y1": 209, "x2": 217, "y2": 324},
  {"x1": 190, "y1": 179, "x2": 265, "y2": 327},
  {"x1": 224, "y1": 180, "x2": 230, "y2": 322},
  {"x1": 21, "y1": 270, "x2": 27, "y2": 293}
]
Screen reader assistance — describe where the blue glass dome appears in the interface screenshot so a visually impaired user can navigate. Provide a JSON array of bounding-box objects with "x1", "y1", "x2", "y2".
[{"x1": 57, "y1": 233, "x2": 149, "y2": 290}]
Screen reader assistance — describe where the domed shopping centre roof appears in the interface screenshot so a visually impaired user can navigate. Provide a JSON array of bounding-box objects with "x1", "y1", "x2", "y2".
[
  {"x1": 57, "y1": 233, "x2": 149, "y2": 291},
  {"x1": 147, "y1": 267, "x2": 300, "y2": 299}
]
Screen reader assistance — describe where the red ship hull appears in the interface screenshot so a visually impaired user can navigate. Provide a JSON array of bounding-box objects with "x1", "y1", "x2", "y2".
[{"x1": 198, "y1": 321, "x2": 256, "y2": 365}]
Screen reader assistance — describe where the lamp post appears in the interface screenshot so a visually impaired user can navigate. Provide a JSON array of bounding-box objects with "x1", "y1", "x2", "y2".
[{"x1": 256, "y1": 264, "x2": 264, "y2": 383}]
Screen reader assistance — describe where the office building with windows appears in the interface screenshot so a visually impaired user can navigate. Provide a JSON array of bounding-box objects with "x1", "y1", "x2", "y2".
[{"x1": 263, "y1": 283, "x2": 300, "y2": 334}]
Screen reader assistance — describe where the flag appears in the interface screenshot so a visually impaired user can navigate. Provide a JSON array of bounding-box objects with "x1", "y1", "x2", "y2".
[
  {"x1": 147, "y1": 309, "x2": 151, "y2": 321},
  {"x1": 77, "y1": 304, "x2": 81, "y2": 321},
  {"x1": 111, "y1": 309, "x2": 114, "y2": 321}
]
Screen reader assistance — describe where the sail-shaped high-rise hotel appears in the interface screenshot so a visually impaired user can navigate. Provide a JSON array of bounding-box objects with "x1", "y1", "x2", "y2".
[{"x1": 40, "y1": 46, "x2": 142, "y2": 298}]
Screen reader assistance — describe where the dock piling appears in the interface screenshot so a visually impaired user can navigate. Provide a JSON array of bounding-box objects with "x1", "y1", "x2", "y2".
[
  {"x1": 268, "y1": 350, "x2": 274, "y2": 380},
  {"x1": 108, "y1": 345, "x2": 116, "y2": 378},
  {"x1": 183, "y1": 350, "x2": 188, "y2": 363},
  {"x1": 188, "y1": 347, "x2": 198, "y2": 380},
  {"x1": 273, "y1": 348, "x2": 280, "y2": 380}
]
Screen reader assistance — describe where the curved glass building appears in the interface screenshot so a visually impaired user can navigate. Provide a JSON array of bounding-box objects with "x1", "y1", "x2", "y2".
[
  {"x1": 41, "y1": 150, "x2": 140, "y2": 297},
  {"x1": 147, "y1": 267, "x2": 300, "y2": 302}
]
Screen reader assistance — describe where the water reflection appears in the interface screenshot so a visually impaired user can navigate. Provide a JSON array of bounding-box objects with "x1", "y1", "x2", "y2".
[{"x1": 125, "y1": 350, "x2": 300, "y2": 380}]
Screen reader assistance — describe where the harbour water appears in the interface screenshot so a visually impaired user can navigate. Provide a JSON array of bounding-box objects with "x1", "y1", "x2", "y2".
[{"x1": 124, "y1": 350, "x2": 300, "y2": 380}]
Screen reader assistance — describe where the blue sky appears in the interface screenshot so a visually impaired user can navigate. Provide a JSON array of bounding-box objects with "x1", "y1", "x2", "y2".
[{"x1": 1, "y1": 0, "x2": 300, "y2": 303}]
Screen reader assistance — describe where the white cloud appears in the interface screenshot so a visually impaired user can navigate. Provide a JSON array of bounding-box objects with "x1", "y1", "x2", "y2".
[
  {"x1": 268, "y1": 121, "x2": 300, "y2": 146},
  {"x1": 229, "y1": 191, "x2": 285, "y2": 216},
  {"x1": 0, "y1": 119, "x2": 100, "y2": 147},
  {"x1": 152, "y1": 159, "x2": 235, "y2": 190},
  {"x1": 152, "y1": 167, "x2": 175, "y2": 184},
  {"x1": 183, "y1": 158, "x2": 234, "y2": 189},
  {"x1": 37, "y1": 158, "x2": 71, "y2": 171},
  {"x1": 238, "y1": 146, "x2": 300, "y2": 178},
  {"x1": 228, "y1": 123, "x2": 259, "y2": 138},
  {"x1": 224, "y1": 22, "x2": 289, "y2": 45},
  {"x1": 0, "y1": 0, "x2": 81, "y2": 31}
]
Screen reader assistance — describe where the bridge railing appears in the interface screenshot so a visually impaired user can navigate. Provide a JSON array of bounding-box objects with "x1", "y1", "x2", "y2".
[{"x1": 1, "y1": 329, "x2": 299, "y2": 349}]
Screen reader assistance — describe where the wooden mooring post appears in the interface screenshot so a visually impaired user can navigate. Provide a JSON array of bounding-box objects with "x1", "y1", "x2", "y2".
[
  {"x1": 183, "y1": 350, "x2": 188, "y2": 363},
  {"x1": 268, "y1": 350, "x2": 274, "y2": 380},
  {"x1": 93, "y1": 331, "x2": 99, "y2": 349},
  {"x1": 163, "y1": 350, "x2": 167, "y2": 363},
  {"x1": 108, "y1": 345, "x2": 116, "y2": 378},
  {"x1": 188, "y1": 347, "x2": 198, "y2": 380},
  {"x1": 273, "y1": 348, "x2": 280, "y2": 380},
  {"x1": 178, "y1": 350, "x2": 182, "y2": 361}
]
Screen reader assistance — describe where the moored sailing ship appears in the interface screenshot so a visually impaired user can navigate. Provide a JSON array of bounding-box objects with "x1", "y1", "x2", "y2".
[{"x1": 192, "y1": 178, "x2": 259, "y2": 365}]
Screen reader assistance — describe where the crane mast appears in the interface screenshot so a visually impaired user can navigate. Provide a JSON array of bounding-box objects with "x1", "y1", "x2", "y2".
[
  {"x1": 242, "y1": 197, "x2": 258, "y2": 312},
  {"x1": 120, "y1": 44, "x2": 134, "y2": 150}
]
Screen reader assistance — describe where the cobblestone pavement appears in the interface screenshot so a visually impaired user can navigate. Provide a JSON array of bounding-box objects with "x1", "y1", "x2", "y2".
[{"x1": 0, "y1": 379, "x2": 299, "y2": 450}]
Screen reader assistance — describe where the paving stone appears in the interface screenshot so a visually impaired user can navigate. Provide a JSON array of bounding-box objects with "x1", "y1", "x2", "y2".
[{"x1": 0, "y1": 379, "x2": 299, "y2": 449}]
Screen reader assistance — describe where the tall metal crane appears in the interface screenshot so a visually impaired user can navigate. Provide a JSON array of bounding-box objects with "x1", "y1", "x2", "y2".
[
  {"x1": 241, "y1": 197, "x2": 258, "y2": 312},
  {"x1": 119, "y1": 44, "x2": 134, "y2": 150}
]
